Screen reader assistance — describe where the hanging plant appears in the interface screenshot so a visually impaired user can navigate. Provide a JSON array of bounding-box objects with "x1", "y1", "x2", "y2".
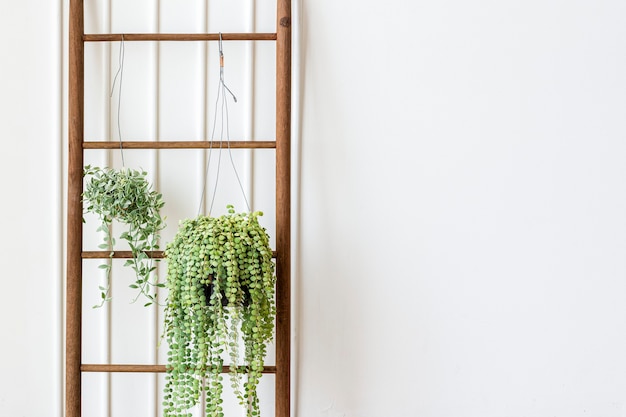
[
  {"x1": 163, "y1": 206, "x2": 276, "y2": 417},
  {"x1": 83, "y1": 165, "x2": 166, "y2": 307}
]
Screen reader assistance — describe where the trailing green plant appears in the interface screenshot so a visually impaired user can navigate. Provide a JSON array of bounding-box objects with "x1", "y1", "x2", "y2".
[
  {"x1": 163, "y1": 206, "x2": 276, "y2": 417},
  {"x1": 83, "y1": 165, "x2": 166, "y2": 307}
]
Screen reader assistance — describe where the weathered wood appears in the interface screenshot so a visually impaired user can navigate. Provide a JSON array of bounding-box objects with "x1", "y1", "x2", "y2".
[
  {"x1": 70, "y1": 3, "x2": 291, "y2": 417},
  {"x1": 84, "y1": 33, "x2": 276, "y2": 42},
  {"x1": 275, "y1": 1, "x2": 292, "y2": 417},
  {"x1": 82, "y1": 250, "x2": 164, "y2": 259},
  {"x1": 81, "y1": 364, "x2": 277, "y2": 374},
  {"x1": 81, "y1": 250, "x2": 277, "y2": 259},
  {"x1": 83, "y1": 140, "x2": 275, "y2": 149},
  {"x1": 67, "y1": 1, "x2": 84, "y2": 416}
]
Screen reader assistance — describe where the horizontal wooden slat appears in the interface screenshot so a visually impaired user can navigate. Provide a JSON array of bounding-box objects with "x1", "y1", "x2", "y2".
[
  {"x1": 83, "y1": 250, "x2": 163, "y2": 259},
  {"x1": 83, "y1": 141, "x2": 276, "y2": 149},
  {"x1": 82, "y1": 250, "x2": 278, "y2": 259},
  {"x1": 81, "y1": 364, "x2": 277, "y2": 374},
  {"x1": 84, "y1": 33, "x2": 276, "y2": 42}
]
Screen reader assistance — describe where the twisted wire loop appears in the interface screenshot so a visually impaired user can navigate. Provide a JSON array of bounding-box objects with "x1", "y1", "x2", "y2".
[{"x1": 198, "y1": 33, "x2": 251, "y2": 216}]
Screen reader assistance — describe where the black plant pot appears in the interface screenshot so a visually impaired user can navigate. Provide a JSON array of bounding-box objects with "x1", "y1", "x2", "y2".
[{"x1": 203, "y1": 275, "x2": 251, "y2": 307}]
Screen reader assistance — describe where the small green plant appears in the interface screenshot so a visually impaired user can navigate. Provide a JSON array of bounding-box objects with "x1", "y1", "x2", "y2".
[
  {"x1": 163, "y1": 206, "x2": 275, "y2": 417},
  {"x1": 83, "y1": 165, "x2": 166, "y2": 307}
]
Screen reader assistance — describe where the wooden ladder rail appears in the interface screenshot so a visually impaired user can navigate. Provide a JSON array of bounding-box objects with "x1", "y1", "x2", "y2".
[{"x1": 66, "y1": 0, "x2": 292, "y2": 416}]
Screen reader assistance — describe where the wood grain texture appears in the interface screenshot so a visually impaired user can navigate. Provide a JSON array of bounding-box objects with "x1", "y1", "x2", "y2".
[
  {"x1": 275, "y1": 1, "x2": 292, "y2": 417},
  {"x1": 81, "y1": 250, "x2": 277, "y2": 259},
  {"x1": 70, "y1": 3, "x2": 292, "y2": 417},
  {"x1": 81, "y1": 364, "x2": 277, "y2": 374},
  {"x1": 84, "y1": 33, "x2": 276, "y2": 42},
  {"x1": 83, "y1": 140, "x2": 276, "y2": 149},
  {"x1": 67, "y1": 1, "x2": 84, "y2": 416}
]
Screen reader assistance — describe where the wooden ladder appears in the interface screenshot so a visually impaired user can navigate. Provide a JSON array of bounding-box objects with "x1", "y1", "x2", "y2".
[{"x1": 66, "y1": 1, "x2": 291, "y2": 416}]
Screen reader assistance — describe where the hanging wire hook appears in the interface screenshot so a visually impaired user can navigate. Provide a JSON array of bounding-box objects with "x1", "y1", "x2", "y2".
[
  {"x1": 219, "y1": 33, "x2": 237, "y2": 103},
  {"x1": 110, "y1": 34, "x2": 126, "y2": 167},
  {"x1": 197, "y1": 33, "x2": 250, "y2": 216},
  {"x1": 219, "y1": 32, "x2": 224, "y2": 68}
]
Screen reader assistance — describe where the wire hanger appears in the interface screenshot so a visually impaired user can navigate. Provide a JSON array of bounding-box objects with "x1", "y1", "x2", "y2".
[{"x1": 198, "y1": 33, "x2": 250, "y2": 216}]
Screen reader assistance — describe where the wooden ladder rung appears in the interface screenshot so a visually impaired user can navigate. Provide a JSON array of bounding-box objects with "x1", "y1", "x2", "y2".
[
  {"x1": 68, "y1": 1, "x2": 291, "y2": 415},
  {"x1": 84, "y1": 33, "x2": 277, "y2": 42},
  {"x1": 83, "y1": 140, "x2": 276, "y2": 150},
  {"x1": 81, "y1": 364, "x2": 277, "y2": 374},
  {"x1": 83, "y1": 251, "x2": 164, "y2": 259},
  {"x1": 82, "y1": 251, "x2": 278, "y2": 259}
]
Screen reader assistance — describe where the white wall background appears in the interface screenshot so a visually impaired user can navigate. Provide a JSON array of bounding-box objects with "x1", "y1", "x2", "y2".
[
  {"x1": 3, "y1": 0, "x2": 626, "y2": 416},
  {"x1": 0, "y1": 1, "x2": 64, "y2": 416},
  {"x1": 299, "y1": 1, "x2": 626, "y2": 416}
]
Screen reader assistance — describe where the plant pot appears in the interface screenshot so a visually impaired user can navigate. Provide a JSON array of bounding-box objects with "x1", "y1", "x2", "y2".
[{"x1": 203, "y1": 274, "x2": 251, "y2": 307}]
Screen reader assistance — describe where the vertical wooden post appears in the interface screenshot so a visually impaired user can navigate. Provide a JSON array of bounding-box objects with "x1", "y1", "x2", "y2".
[
  {"x1": 275, "y1": 0, "x2": 291, "y2": 416},
  {"x1": 67, "y1": 0, "x2": 84, "y2": 416}
]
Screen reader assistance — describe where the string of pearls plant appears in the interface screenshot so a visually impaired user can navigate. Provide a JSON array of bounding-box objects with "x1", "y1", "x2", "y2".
[
  {"x1": 83, "y1": 165, "x2": 166, "y2": 307},
  {"x1": 163, "y1": 206, "x2": 276, "y2": 417}
]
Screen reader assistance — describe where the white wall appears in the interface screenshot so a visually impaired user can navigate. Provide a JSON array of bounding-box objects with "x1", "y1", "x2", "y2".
[
  {"x1": 0, "y1": 1, "x2": 64, "y2": 416},
  {"x1": 4, "y1": 0, "x2": 626, "y2": 416},
  {"x1": 298, "y1": 1, "x2": 626, "y2": 416}
]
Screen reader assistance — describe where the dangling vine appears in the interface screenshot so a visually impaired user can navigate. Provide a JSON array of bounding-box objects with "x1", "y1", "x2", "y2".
[
  {"x1": 163, "y1": 206, "x2": 275, "y2": 417},
  {"x1": 83, "y1": 165, "x2": 166, "y2": 307}
]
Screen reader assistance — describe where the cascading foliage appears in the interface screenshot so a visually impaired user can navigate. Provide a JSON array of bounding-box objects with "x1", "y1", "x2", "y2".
[
  {"x1": 163, "y1": 206, "x2": 276, "y2": 417},
  {"x1": 82, "y1": 165, "x2": 165, "y2": 307}
]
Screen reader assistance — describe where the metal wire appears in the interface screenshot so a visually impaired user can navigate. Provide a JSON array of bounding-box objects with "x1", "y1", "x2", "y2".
[
  {"x1": 198, "y1": 33, "x2": 251, "y2": 216},
  {"x1": 109, "y1": 35, "x2": 126, "y2": 167}
]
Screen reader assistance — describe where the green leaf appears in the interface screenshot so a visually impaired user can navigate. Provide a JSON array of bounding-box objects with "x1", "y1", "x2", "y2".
[
  {"x1": 161, "y1": 206, "x2": 275, "y2": 417},
  {"x1": 83, "y1": 165, "x2": 166, "y2": 306}
]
